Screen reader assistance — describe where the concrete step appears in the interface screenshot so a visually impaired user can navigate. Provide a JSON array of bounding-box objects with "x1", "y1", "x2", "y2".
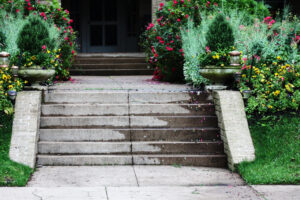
[
  {"x1": 37, "y1": 154, "x2": 227, "y2": 167},
  {"x1": 40, "y1": 116, "x2": 217, "y2": 129},
  {"x1": 40, "y1": 116, "x2": 130, "y2": 129},
  {"x1": 133, "y1": 155, "x2": 227, "y2": 167},
  {"x1": 72, "y1": 63, "x2": 149, "y2": 70},
  {"x1": 41, "y1": 104, "x2": 215, "y2": 116},
  {"x1": 70, "y1": 69, "x2": 154, "y2": 76},
  {"x1": 38, "y1": 142, "x2": 223, "y2": 155},
  {"x1": 74, "y1": 57, "x2": 146, "y2": 64},
  {"x1": 38, "y1": 142, "x2": 132, "y2": 154},
  {"x1": 44, "y1": 91, "x2": 212, "y2": 104},
  {"x1": 129, "y1": 91, "x2": 212, "y2": 104},
  {"x1": 39, "y1": 128, "x2": 220, "y2": 142},
  {"x1": 44, "y1": 91, "x2": 128, "y2": 104},
  {"x1": 37, "y1": 155, "x2": 132, "y2": 166}
]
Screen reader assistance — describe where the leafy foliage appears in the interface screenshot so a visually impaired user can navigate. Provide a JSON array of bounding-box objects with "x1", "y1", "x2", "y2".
[{"x1": 239, "y1": 12, "x2": 300, "y2": 115}]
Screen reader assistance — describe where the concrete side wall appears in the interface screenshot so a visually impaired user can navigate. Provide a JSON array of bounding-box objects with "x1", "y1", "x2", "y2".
[
  {"x1": 9, "y1": 91, "x2": 42, "y2": 168},
  {"x1": 213, "y1": 91, "x2": 255, "y2": 171}
]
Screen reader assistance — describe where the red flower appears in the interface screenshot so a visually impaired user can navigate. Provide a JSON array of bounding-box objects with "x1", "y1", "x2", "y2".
[
  {"x1": 16, "y1": 9, "x2": 20, "y2": 13},
  {"x1": 42, "y1": 45, "x2": 46, "y2": 50},
  {"x1": 166, "y1": 46, "x2": 173, "y2": 51},
  {"x1": 147, "y1": 23, "x2": 154, "y2": 30},
  {"x1": 177, "y1": 18, "x2": 181, "y2": 22}
]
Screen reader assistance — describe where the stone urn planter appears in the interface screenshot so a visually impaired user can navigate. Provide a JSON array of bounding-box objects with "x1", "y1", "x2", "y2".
[
  {"x1": 18, "y1": 66, "x2": 55, "y2": 86},
  {"x1": 199, "y1": 51, "x2": 242, "y2": 89}
]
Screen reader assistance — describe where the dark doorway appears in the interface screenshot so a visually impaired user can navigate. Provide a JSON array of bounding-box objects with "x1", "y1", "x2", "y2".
[{"x1": 62, "y1": 0, "x2": 152, "y2": 53}]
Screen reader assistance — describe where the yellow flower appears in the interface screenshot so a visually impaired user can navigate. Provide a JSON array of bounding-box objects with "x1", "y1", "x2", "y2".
[
  {"x1": 58, "y1": 49, "x2": 61, "y2": 52},
  {"x1": 2, "y1": 74, "x2": 7, "y2": 80},
  {"x1": 5, "y1": 93, "x2": 7, "y2": 96},
  {"x1": 31, "y1": 56, "x2": 36, "y2": 61},
  {"x1": 268, "y1": 105, "x2": 273, "y2": 109},
  {"x1": 273, "y1": 62, "x2": 277, "y2": 65},
  {"x1": 24, "y1": 80, "x2": 28, "y2": 84},
  {"x1": 242, "y1": 74, "x2": 246, "y2": 78},
  {"x1": 212, "y1": 55, "x2": 216, "y2": 59},
  {"x1": 273, "y1": 90, "x2": 280, "y2": 96},
  {"x1": 216, "y1": 55, "x2": 220, "y2": 59},
  {"x1": 17, "y1": 81, "x2": 20, "y2": 86},
  {"x1": 277, "y1": 56, "x2": 281, "y2": 60},
  {"x1": 221, "y1": 64, "x2": 224, "y2": 67},
  {"x1": 275, "y1": 73, "x2": 279, "y2": 76},
  {"x1": 56, "y1": 55, "x2": 60, "y2": 59},
  {"x1": 47, "y1": 50, "x2": 50, "y2": 54},
  {"x1": 261, "y1": 79, "x2": 265, "y2": 83},
  {"x1": 8, "y1": 85, "x2": 13, "y2": 90},
  {"x1": 50, "y1": 60, "x2": 55, "y2": 64}
]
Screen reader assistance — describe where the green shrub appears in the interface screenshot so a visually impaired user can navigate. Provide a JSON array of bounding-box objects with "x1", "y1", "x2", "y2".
[
  {"x1": 206, "y1": 14, "x2": 235, "y2": 51},
  {"x1": 17, "y1": 14, "x2": 52, "y2": 55}
]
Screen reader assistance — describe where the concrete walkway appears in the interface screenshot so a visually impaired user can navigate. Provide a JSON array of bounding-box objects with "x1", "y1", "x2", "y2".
[{"x1": 1, "y1": 166, "x2": 298, "y2": 199}]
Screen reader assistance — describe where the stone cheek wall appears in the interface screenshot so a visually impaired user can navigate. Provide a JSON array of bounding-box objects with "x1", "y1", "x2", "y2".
[
  {"x1": 9, "y1": 91, "x2": 42, "y2": 168},
  {"x1": 213, "y1": 91, "x2": 255, "y2": 171}
]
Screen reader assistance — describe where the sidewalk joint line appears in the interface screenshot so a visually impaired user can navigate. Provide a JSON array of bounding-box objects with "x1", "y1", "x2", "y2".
[
  {"x1": 133, "y1": 166, "x2": 140, "y2": 187},
  {"x1": 105, "y1": 186, "x2": 109, "y2": 200}
]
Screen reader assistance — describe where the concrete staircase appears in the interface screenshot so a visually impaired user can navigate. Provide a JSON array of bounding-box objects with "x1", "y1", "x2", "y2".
[
  {"x1": 37, "y1": 90, "x2": 226, "y2": 167},
  {"x1": 71, "y1": 53, "x2": 153, "y2": 76}
]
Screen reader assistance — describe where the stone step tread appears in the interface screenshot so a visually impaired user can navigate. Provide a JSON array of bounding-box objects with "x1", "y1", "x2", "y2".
[
  {"x1": 40, "y1": 116, "x2": 218, "y2": 129},
  {"x1": 37, "y1": 154, "x2": 227, "y2": 167},
  {"x1": 72, "y1": 64, "x2": 149, "y2": 70},
  {"x1": 39, "y1": 127, "x2": 220, "y2": 142},
  {"x1": 41, "y1": 103, "x2": 215, "y2": 116},
  {"x1": 38, "y1": 141, "x2": 224, "y2": 155},
  {"x1": 39, "y1": 141, "x2": 223, "y2": 144},
  {"x1": 70, "y1": 69, "x2": 154, "y2": 76}
]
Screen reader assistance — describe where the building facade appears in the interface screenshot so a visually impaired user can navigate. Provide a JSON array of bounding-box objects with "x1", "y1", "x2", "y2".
[
  {"x1": 54, "y1": 0, "x2": 298, "y2": 53},
  {"x1": 57, "y1": 0, "x2": 166, "y2": 53}
]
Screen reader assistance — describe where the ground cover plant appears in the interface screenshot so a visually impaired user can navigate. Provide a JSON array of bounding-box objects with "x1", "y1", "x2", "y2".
[
  {"x1": 0, "y1": 114, "x2": 33, "y2": 186},
  {"x1": 238, "y1": 114, "x2": 300, "y2": 184}
]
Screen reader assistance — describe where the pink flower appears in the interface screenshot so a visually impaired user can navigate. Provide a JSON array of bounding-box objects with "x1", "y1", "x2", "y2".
[
  {"x1": 205, "y1": 46, "x2": 211, "y2": 53},
  {"x1": 42, "y1": 45, "x2": 46, "y2": 50},
  {"x1": 16, "y1": 9, "x2": 20, "y2": 13},
  {"x1": 179, "y1": 49, "x2": 183, "y2": 53},
  {"x1": 147, "y1": 23, "x2": 154, "y2": 30},
  {"x1": 177, "y1": 18, "x2": 181, "y2": 22}
]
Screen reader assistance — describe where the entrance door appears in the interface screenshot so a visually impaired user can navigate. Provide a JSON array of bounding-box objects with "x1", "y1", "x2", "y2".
[
  {"x1": 63, "y1": 0, "x2": 152, "y2": 53},
  {"x1": 84, "y1": 0, "x2": 119, "y2": 52}
]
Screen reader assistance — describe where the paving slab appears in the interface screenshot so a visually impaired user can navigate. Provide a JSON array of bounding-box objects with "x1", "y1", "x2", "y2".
[
  {"x1": 49, "y1": 76, "x2": 191, "y2": 91},
  {"x1": 0, "y1": 187, "x2": 107, "y2": 200},
  {"x1": 133, "y1": 166, "x2": 244, "y2": 186},
  {"x1": 252, "y1": 185, "x2": 300, "y2": 200},
  {"x1": 27, "y1": 166, "x2": 138, "y2": 187},
  {"x1": 0, "y1": 186, "x2": 264, "y2": 200},
  {"x1": 28, "y1": 166, "x2": 244, "y2": 187},
  {"x1": 107, "y1": 186, "x2": 262, "y2": 200}
]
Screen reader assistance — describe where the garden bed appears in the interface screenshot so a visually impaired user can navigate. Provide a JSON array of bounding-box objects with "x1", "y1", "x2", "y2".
[
  {"x1": 0, "y1": 115, "x2": 32, "y2": 186},
  {"x1": 238, "y1": 114, "x2": 300, "y2": 185}
]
